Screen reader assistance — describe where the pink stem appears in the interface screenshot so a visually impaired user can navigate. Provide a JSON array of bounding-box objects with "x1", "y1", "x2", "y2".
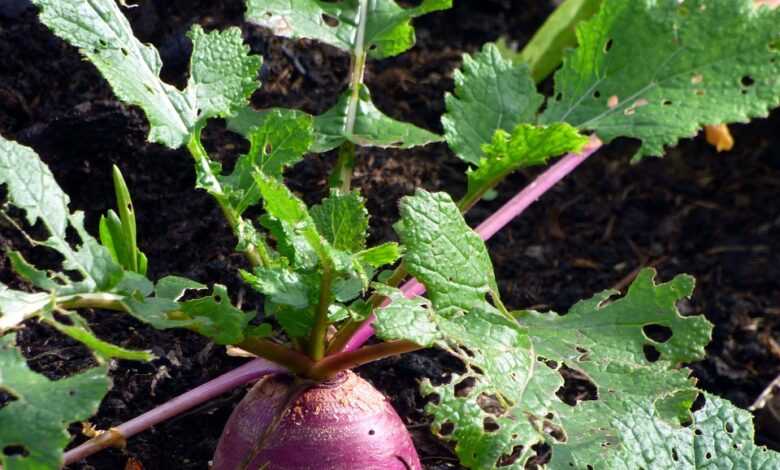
[
  {"x1": 341, "y1": 135, "x2": 603, "y2": 352},
  {"x1": 63, "y1": 359, "x2": 285, "y2": 465}
]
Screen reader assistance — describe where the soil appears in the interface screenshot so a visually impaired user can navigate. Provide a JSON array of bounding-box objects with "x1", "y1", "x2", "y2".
[{"x1": 0, "y1": 1, "x2": 779, "y2": 469}]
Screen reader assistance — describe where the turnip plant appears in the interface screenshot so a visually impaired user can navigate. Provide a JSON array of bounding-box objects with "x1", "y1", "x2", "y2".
[{"x1": 1, "y1": 0, "x2": 780, "y2": 468}]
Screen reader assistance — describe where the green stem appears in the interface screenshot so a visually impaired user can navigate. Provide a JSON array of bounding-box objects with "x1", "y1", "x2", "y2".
[
  {"x1": 329, "y1": 141, "x2": 356, "y2": 192},
  {"x1": 185, "y1": 132, "x2": 271, "y2": 268},
  {"x1": 328, "y1": 0, "x2": 369, "y2": 192},
  {"x1": 326, "y1": 262, "x2": 407, "y2": 355},
  {"x1": 309, "y1": 265, "x2": 335, "y2": 360}
]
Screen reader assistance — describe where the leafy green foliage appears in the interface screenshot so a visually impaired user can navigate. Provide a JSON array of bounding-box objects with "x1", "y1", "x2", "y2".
[
  {"x1": 394, "y1": 190, "x2": 498, "y2": 314},
  {"x1": 442, "y1": 44, "x2": 544, "y2": 165},
  {"x1": 0, "y1": 334, "x2": 110, "y2": 470},
  {"x1": 245, "y1": 0, "x2": 451, "y2": 59},
  {"x1": 99, "y1": 166, "x2": 148, "y2": 275},
  {"x1": 541, "y1": 0, "x2": 780, "y2": 160},
  {"x1": 310, "y1": 190, "x2": 369, "y2": 252},
  {"x1": 500, "y1": 0, "x2": 603, "y2": 83},
  {"x1": 388, "y1": 190, "x2": 758, "y2": 468},
  {"x1": 311, "y1": 86, "x2": 443, "y2": 152},
  {"x1": 223, "y1": 108, "x2": 315, "y2": 216},
  {"x1": 467, "y1": 123, "x2": 588, "y2": 196},
  {"x1": 32, "y1": 0, "x2": 261, "y2": 148}
]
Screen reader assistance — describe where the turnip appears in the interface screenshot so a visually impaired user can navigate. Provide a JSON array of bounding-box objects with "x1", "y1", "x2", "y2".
[
  {"x1": 212, "y1": 371, "x2": 420, "y2": 470},
  {"x1": 3, "y1": 0, "x2": 780, "y2": 469}
]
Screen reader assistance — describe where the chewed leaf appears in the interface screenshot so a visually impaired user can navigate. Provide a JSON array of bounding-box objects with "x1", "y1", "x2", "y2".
[
  {"x1": 245, "y1": 0, "x2": 451, "y2": 59},
  {"x1": 312, "y1": 86, "x2": 443, "y2": 152},
  {"x1": 420, "y1": 269, "x2": 715, "y2": 468},
  {"x1": 540, "y1": 0, "x2": 780, "y2": 160},
  {"x1": 0, "y1": 334, "x2": 110, "y2": 470},
  {"x1": 442, "y1": 44, "x2": 544, "y2": 165},
  {"x1": 467, "y1": 123, "x2": 588, "y2": 196},
  {"x1": 32, "y1": 0, "x2": 261, "y2": 148}
]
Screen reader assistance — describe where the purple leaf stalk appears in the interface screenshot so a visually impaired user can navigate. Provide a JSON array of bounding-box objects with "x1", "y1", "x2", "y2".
[{"x1": 63, "y1": 135, "x2": 602, "y2": 465}]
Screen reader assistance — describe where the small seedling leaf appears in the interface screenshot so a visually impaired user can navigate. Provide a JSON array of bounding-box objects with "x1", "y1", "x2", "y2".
[{"x1": 467, "y1": 123, "x2": 588, "y2": 196}]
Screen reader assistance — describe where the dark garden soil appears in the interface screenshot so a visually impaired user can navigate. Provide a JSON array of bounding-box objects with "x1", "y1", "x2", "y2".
[{"x1": 1, "y1": 1, "x2": 779, "y2": 469}]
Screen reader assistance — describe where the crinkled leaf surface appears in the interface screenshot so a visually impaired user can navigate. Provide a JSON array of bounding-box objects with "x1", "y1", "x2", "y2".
[
  {"x1": 394, "y1": 190, "x2": 498, "y2": 314},
  {"x1": 245, "y1": 0, "x2": 451, "y2": 59},
  {"x1": 32, "y1": 0, "x2": 261, "y2": 148},
  {"x1": 414, "y1": 269, "x2": 715, "y2": 469},
  {"x1": 467, "y1": 123, "x2": 588, "y2": 195},
  {"x1": 222, "y1": 108, "x2": 314, "y2": 215},
  {"x1": 540, "y1": 0, "x2": 780, "y2": 160},
  {"x1": 312, "y1": 86, "x2": 443, "y2": 152},
  {"x1": 442, "y1": 44, "x2": 544, "y2": 165},
  {"x1": 310, "y1": 190, "x2": 369, "y2": 253},
  {"x1": 0, "y1": 335, "x2": 110, "y2": 470},
  {"x1": 372, "y1": 285, "x2": 440, "y2": 347}
]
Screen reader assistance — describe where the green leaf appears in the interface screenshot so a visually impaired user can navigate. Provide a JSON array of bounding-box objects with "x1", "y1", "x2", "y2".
[
  {"x1": 223, "y1": 108, "x2": 314, "y2": 215},
  {"x1": 0, "y1": 334, "x2": 110, "y2": 470},
  {"x1": 372, "y1": 284, "x2": 440, "y2": 347},
  {"x1": 687, "y1": 393, "x2": 780, "y2": 468},
  {"x1": 312, "y1": 86, "x2": 443, "y2": 152},
  {"x1": 188, "y1": 25, "x2": 262, "y2": 121},
  {"x1": 509, "y1": 0, "x2": 603, "y2": 83},
  {"x1": 540, "y1": 0, "x2": 780, "y2": 160},
  {"x1": 32, "y1": 0, "x2": 261, "y2": 148},
  {"x1": 310, "y1": 190, "x2": 369, "y2": 253},
  {"x1": 395, "y1": 189, "x2": 498, "y2": 314},
  {"x1": 245, "y1": 0, "x2": 451, "y2": 59},
  {"x1": 442, "y1": 44, "x2": 544, "y2": 165},
  {"x1": 99, "y1": 166, "x2": 147, "y2": 275},
  {"x1": 0, "y1": 137, "x2": 121, "y2": 293},
  {"x1": 47, "y1": 310, "x2": 154, "y2": 361},
  {"x1": 521, "y1": 269, "x2": 712, "y2": 365},
  {"x1": 467, "y1": 123, "x2": 588, "y2": 196},
  {"x1": 355, "y1": 242, "x2": 401, "y2": 268},
  {"x1": 420, "y1": 269, "x2": 715, "y2": 468},
  {"x1": 155, "y1": 275, "x2": 206, "y2": 300},
  {"x1": 255, "y1": 171, "x2": 336, "y2": 269},
  {"x1": 241, "y1": 267, "x2": 313, "y2": 309},
  {"x1": 0, "y1": 286, "x2": 50, "y2": 332},
  {"x1": 180, "y1": 285, "x2": 254, "y2": 344}
]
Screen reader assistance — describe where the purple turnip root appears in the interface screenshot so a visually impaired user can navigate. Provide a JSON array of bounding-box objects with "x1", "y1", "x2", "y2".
[{"x1": 212, "y1": 370, "x2": 421, "y2": 470}]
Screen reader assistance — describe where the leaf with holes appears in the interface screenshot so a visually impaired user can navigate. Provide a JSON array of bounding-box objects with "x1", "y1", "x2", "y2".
[
  {"x1": 32, "y1": 0, "x2": 261, "y2": 148},
  {"x1": 245, "y1": 0, "x2": 451, "y2": 59},
  {"x1": 442, "y1": 44, "x2": 544, "y2": 165},
  {"x1": 0, "y1": 334, "x2": 110, "y2": 470},
  {"x1": 540, "y1": 0, "x2": 780, "y2": 160},
  {"x1": 412, "y1": 266, "x2": 716, "y2": 468}
]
